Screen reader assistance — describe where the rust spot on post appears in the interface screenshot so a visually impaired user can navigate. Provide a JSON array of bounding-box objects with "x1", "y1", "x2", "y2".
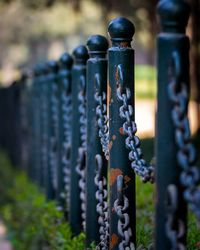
[
  {"x1": 109, "y1": 141, "x2": 113, "y2": 150},
  {"x1": 124, "y1": 175, "x2": 131, "y2": 184},
  {"x1": 110, "y1": 168, "x2": 122, "y2": 186},
  {"x1": 115, "y1": 67, "x2": 119, "y2": 81},
  {"x1": 119, "y1": 127, "x2": 124, "y2": 135},
  {"x1": 108, "y1": 84, "x2": 111, "y2": 104},
  {"x1": 112, "y1": 135, "x2": 116, "y2": 140},
  {"x1": 110, "y1": 234, "x2": 119, "y2": 249},
  {"x1": 120, "y1": 41, "x2": 129, "y2": 47}
]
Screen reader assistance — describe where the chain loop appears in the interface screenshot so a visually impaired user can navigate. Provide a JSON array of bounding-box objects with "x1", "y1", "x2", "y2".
[
  {"x1": 114, "y1": 175, "x2": 135, "y2": 250},
  {"x1": 168, "y1": 51, "x2": 200, "y2": 221},
  {"x1": 116, "y1": 65, "x2": 155, "y2": 183},
  {"x1": 94, "y1": 154, "x2": 109, "y2": 250},
  {"x1": 166, "y1": 185, "x2": 186, "y2": 250}
]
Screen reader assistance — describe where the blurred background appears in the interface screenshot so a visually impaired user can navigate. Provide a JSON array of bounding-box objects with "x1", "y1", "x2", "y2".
[{"x1": 0, "y1": 0, "x2": 199, "y2": 136}]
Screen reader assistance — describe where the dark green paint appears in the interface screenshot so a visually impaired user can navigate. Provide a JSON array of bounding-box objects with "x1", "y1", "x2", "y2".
[
  {"x1": 85, "y1": 35, "x2": 108, "y2": 247},
  {"x1": 108, "y1": 17, "x2": 136, "y2": 249},
  {"x1": 69, "y1": 45, "x2": 89, "y2": 235}
]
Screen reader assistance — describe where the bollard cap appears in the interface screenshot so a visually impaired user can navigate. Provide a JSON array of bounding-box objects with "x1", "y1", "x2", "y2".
[
  {"x1": 47, "y1": 60, "x2": 59, "y2": 73},
  {"x1": 157, "y1": 0, "x2": 190, "y2": 33},
  {"x1": 87, "y1": 35, "x2": 109, "y2": 55},
  {"x1": 59, "y1": 52, "x2": 73, "y2": 69},
  {"x1": 108, "y1": 17, "x2": 135, "y2": 43},
  {"x1": 33, "y1": 64, "x2": 42, "y2": 77},
  {"x1": 72, "y1": 45, "x2": 89, "y2": 64}
]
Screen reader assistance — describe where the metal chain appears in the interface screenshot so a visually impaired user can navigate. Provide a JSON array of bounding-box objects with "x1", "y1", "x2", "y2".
[
  {"x1": 94, "y1": 154, "x2": 109, "y2": 250},
  {"x1": 116, "y1": 85, "x2": 155, "y2": 183},
  {"x1": 61, "y1": 78, "x2": 72, "y2": 211},
  {"x1": 166, "y1": 184, "x2": 185, "y2": 250},
  {"x1": 94, "y1": 74, "x2": 109, "y2": 160},
  {"x1": 168, "y1": 51, "x2": 200, "y2": 220},
  {"x1": 114, "y1": 175, "x2": 135, "y2": 250},
  {"x1": 76, "y1": 75, "x2": 87, "y2": 231}
]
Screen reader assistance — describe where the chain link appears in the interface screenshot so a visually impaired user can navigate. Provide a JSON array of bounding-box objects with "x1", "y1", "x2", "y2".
[
  {"x1": 114, "y1": 175, "x2": 135, "y2": 250},
  {"x1": 116, "y1": 83, "x2": 155, "y2": 183},
  {"x1": 76, "y1": 75, "x2": 87, "y2": 231},
  {"x1": 166, "y1": 184, "x2": 186, "y2": 250},
  {"x1": 168, "y1": 51, "x2": 200, "y2": 221},
  {"x1": 94, "y1": 154, "x2": 109, "y2": 250}
]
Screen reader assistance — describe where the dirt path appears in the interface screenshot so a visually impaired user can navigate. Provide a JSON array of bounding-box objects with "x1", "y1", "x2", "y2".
[{"x1": 135, "y1": 99, "x2": 198, "y2": 138}]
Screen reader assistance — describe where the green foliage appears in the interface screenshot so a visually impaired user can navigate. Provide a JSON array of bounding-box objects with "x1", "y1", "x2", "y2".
[{"x1": 0, "y1": 152, "x2": 85, "y2": 250}]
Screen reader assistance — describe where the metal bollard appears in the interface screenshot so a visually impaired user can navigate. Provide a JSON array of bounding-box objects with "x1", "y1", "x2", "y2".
[
  {"x1": 69, "y1": 45, "x2": 89, "y2": 235},
  {"x1": 156, "y1": 0, "x2": 190, "y2": 249},
  {"x1": 57, "y1": 52, "x2": 73, "y2": 212},
  {"x1": 108, "y1": 17, "x2": 136, "y2": 249},
  {"x1": 86, "y1": 35, "x2": 109, "y2": 247},
  {"x1": 46, "y1": 60, "x2": 59, "y2": 200}
]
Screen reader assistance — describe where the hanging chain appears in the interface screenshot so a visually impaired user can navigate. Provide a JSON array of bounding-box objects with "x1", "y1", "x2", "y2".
[
  {"x1": 167, "y1": 51, "x2": 200, "y2": 220},
  {"x1": 165, "y1": 184, "x2": 186, "y2": 250},
  {"x1": 94, "y1": 73, "x2": 110, "y2": 249},
  {"x1": 116, "y1": 65, "x2": 155, "y2": 183},
  {"x1": 76, "y1": 75, "x2": 87, "y2": 231},
  {"x1": 95, "y1": 154, "x2": 109, "y2": 250},
  {"x1": 61, "y1": 77, "x2": 72, "y2": 211},
  {"x1": 49, "y1": 80, "x2": 59, "y2": 191},
  {"x1": 94, "y1": 73, "x2": 109, "y2": 160},
  {"x1": 114, "y1": 175, "x2": 135, "y2": 250}
]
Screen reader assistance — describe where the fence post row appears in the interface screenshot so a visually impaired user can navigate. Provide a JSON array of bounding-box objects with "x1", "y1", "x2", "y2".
[{"x1": 0, "y1": 0, "x2": 199, "y2": 249}]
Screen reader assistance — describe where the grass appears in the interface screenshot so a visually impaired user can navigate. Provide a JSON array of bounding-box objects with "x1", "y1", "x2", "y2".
[
  {"x1": 0, "y1": 131, "x2": 199, "y2": 249},
  {"x1": 136, "y1": 132, "x2": 200, "y2": 249},
  {"x1": 135, "y1": 65, "x2": 156, "y2": 100}
]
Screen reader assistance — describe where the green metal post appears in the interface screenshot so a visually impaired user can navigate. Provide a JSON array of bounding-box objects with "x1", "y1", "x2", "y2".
[
  {"x1": 86, "y1": 35, "x2": 109, "y2": 246},
  {"x1": 69, "y1": 45, "x2": 89, "y2": 235},
  {"x1": 57, "y1": 53, "x2": 73, "y2": 211},
  {"x1": 39, "y1": 64, "x2": 49, "y2": 190},
  {"x1": 156, "y1": 0, "x2": 190, "y2": 248},
  {"x1": 108, "y1": 17, "x2": 136, "y2": 249},
  {"x1": 33, "y1": 66, "x2": 41, "y2": 184},
  {"x1": 46, "y1": 61, "x2": 59, "y2": 200}
]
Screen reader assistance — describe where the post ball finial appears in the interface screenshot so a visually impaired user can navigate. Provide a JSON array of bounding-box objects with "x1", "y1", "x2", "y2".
[
  {"x1": 108, "y1": 17, "x2": 135, "y2": 43},
  {"x1": 47, "y1": 60, "x2": 59, "y2": 73},
  {"x1": 87, "y1": 35, "x2": 109, "y2": 54},
  {"x1": 72, "y1": 45, "x2": 89, "y2": 63},
  {"x1": 157, "y1": 0, "x2": 190, "y2": 33},
  {"x1": 59, "y1": 52, "x2": 73, "y2": 69}
]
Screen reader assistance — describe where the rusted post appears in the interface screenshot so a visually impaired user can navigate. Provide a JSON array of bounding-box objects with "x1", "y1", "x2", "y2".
[{"x1": 108, "y1": 17, "x2": 136, "y2": 249}]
